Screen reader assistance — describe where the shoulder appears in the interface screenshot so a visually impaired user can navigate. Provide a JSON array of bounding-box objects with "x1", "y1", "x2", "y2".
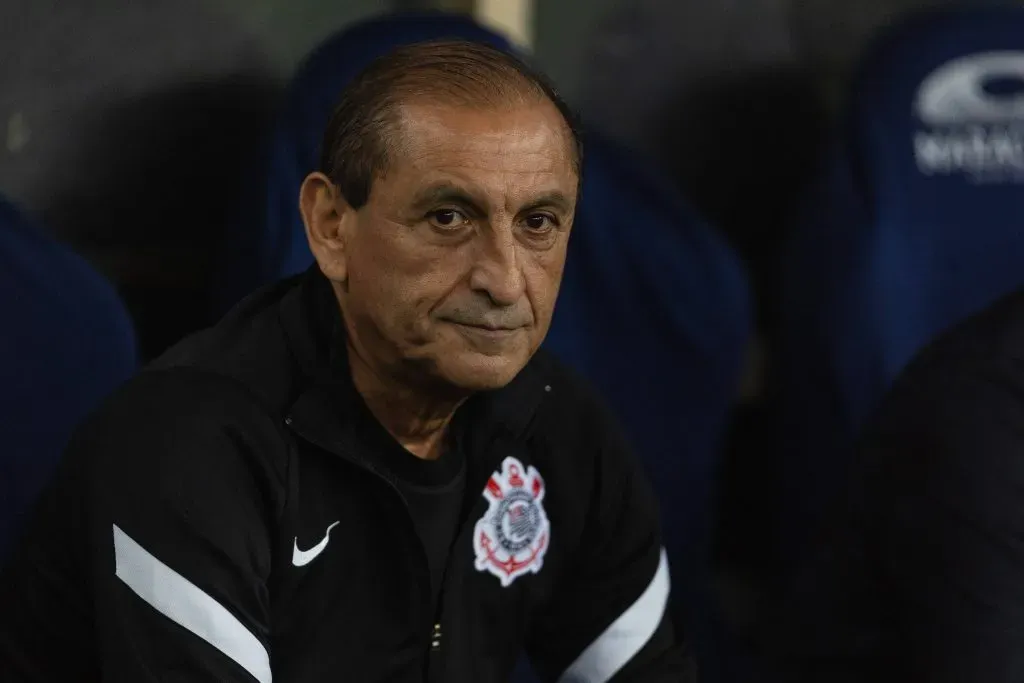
[
  {"x1": 919, "y1": 288, "x2": 1024, "y2": 366},
  {"x1": 11, "y1": 365, "x2": 291, "y2": 580},
  {"x1": 93, "y1": 365, "x2": 283, "y2": 427},
  {"x1": 71, "y1": 277, "x2": 311, "y2": 490},
  {"x1": 147, "y1": 277, "x2": 306, "y2": 415},
  {"x1": 70, "y1": 367, "x2": 291, "y2": 498},
  {"x1": 878, "y1": 288, "x2": 1024, "y2": 425},
  {"x1": 521, "y1": 349, "x2": 648, "y2": 504},
  {"x1": 524, "y1": 349, "x2": 624, "y2": 451},
  {"x1": 527, "y1": 348, "x2": 612, "y2": 420}
]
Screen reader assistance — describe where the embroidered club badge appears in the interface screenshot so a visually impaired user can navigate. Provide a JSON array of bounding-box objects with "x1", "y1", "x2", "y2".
[{"x1": 473, "y1": 456, "x2": 550, "y2": 587}]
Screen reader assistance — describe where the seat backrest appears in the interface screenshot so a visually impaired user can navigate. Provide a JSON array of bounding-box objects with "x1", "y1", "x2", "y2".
[
  {"x1": 774, "y1": 6, "x2": 1024, "y2": 569},
  {"x1": 212, "y1": 12, "x2": 751, "y2": 677},
  {"x1": 0, "y1": 197, "x2": 137, "y2": 559}
]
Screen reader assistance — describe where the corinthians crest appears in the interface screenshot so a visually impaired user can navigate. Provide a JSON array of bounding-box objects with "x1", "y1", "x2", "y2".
[{"x1": 473, "y1": 456, "x2": 550, "y2": 587}]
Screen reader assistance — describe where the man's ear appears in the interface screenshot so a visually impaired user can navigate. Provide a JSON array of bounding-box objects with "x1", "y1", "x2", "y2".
[{"x1": 299, "y1": 172, "x2": 353, "y2": 283}]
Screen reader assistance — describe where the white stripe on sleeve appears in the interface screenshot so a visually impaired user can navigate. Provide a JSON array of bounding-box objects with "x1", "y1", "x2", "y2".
[
  {"x1": 112, "y1": 523, "x2": 272, "y2": 683},
  {"x1": 558, "y1": 546, "x2": 671, "y2": 683}
]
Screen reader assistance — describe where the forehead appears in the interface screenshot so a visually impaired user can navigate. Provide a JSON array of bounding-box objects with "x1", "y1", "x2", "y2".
[{"x1": 379, "y1": 101, "x2": 578, "y2": 204}]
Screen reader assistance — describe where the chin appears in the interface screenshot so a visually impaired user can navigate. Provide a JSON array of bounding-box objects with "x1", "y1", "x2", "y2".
[{"x1": 438, "y1": 352, "x2": 529, "y2": 392}]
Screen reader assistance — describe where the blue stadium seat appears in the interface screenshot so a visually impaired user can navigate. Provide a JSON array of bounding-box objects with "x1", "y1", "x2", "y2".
[
  {"x1": 0, "y1": 197, "x2": 137, "y2": 560},
  {"x1": 213, "y1": 11, "x2": 751, "y2": 679},
  {"x1": 773, "y1": 6, "x2": 1024, "y2": 575}
]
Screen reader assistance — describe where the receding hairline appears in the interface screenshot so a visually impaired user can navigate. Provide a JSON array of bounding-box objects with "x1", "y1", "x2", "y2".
[
  {"x1": 386, "y1": 92, "x2": 577, "y2": 157},
  {"x1": 355, "y1": 86, "x2": 579, "y2": 198},
  {"x1": 319, "y1": 39, "x2": 583, "y2": 207}
]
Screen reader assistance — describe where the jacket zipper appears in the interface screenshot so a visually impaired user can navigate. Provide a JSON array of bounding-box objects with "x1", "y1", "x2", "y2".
[
  {"x1": 360, "y1": 460, "x2": 451, "y2": 675},
  {"x1": 425, "y1": 436, "x2": 509, "y2": 683},
  {"x1": 285, "y1": 418, "x2": 439, "y2": 670},
  {"x1": 426, "y1": 519, "x2": 459, "y2": 683}
]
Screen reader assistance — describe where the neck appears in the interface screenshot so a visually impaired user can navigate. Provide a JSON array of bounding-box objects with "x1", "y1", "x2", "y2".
[{"x1": 347, "y1": 342, "x2": 465, "y2": 461}]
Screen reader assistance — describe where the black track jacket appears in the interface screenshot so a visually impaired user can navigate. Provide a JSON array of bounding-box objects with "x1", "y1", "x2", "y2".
[{"x1": 0, "y1": 270, "x2": 693, "y2": 682}]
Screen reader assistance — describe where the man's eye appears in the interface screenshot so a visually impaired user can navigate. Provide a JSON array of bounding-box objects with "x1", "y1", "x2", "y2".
[
  {"x1": 427, "y1": 209, "x2": 469, "y2": 230},
  {"x1": 523, "y1": 214, "x2": 556, "y2": 233}
]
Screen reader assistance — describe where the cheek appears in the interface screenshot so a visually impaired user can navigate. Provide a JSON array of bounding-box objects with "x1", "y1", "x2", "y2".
[
  {"x1": 350, "y1": 237, "x2": 466, "y2": 331},
  {"x1": 524, "y1": 247, "x2": 569, "y2": 326}
]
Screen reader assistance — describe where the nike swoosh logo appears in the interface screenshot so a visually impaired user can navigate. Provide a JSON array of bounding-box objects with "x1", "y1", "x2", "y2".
[{"x1": 292, "y1": 521, "x2": 340, "y2": 567}]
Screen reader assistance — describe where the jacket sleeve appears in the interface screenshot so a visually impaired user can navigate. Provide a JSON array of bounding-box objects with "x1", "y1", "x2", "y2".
[
  {"x1": 525, "y1": 399, "x2": 696, "y2": 683},
  {"x1": 65, "y1": 371, "x2": 283, "y2": 682}
]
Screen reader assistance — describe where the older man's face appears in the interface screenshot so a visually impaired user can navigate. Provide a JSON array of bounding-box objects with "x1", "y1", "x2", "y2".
[{"x1": 333, "y1": 100, "x2": 578, "y2": 392}]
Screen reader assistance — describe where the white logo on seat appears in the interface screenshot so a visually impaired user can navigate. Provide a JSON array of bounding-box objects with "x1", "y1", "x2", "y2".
[
  {"x1": 916, "y1": 51, "x2": 1024, "y2": 125},
  {"x1": 473, "y1": 456, "x2": 550, "y2": 587},
  {"x1": 292, "y1": 521, "x2": 340, "y2": 567},
  {"x1": 913, "y1": 51, "x2": 1024, "y2": 182}
]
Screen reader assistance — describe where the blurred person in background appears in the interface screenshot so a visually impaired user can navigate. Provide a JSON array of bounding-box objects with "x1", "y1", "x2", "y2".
[
  {"x1": 764, "y1": 290, "x2": 1024, "y2": 682},
  {"x1": 0, "y1": 40, "x2": 693, "y2": 682}
]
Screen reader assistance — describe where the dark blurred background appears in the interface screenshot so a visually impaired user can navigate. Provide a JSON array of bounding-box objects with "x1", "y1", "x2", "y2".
[{"x1": 0, "y1": 0, "x2": 980, "y2": 358}]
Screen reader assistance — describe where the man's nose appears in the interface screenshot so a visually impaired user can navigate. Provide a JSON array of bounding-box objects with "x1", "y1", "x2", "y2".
[{"x1": 469, "y1": 224, "x2": 526, "y2": 307}]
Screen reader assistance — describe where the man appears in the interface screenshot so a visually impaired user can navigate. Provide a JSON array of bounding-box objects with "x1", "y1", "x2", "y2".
[
  {"x1": 0, "y1": 41, "x2": 692, "y2": 682},
  {"x1": 764, "y1": 289, "x2": 1024, "y2": 682}
]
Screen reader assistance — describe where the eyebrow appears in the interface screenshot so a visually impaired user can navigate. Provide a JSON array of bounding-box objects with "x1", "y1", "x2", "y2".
[
  {"x1": 519, "y1": 190, "x2": 573, "y2": 214},
  {"x1": 409, "y1": 182, "x2": 488, "y2": 216},
  {"x1": 409, "y1": 182, "x2": 574, "y2": 216}
]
